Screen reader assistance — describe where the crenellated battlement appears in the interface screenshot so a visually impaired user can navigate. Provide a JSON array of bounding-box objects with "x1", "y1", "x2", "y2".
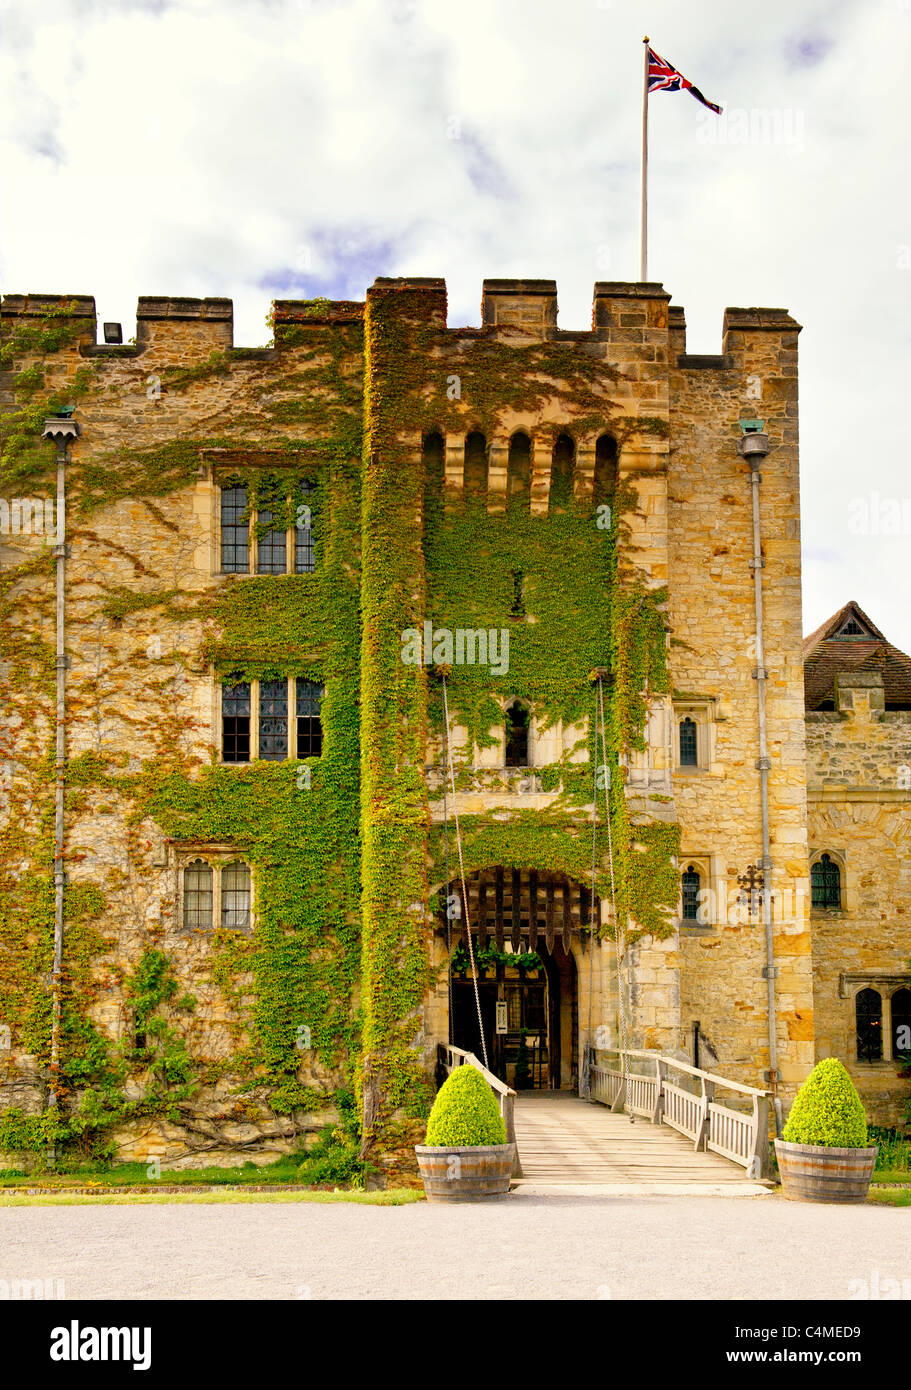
[{"x1": 1, "y1": 280, "x2": 801, "y2": 366}]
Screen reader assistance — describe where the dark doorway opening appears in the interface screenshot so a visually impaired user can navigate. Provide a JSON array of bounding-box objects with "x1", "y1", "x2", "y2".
[{"x1": 450, "y1": 938, "x2": 578, "y2": 1090}]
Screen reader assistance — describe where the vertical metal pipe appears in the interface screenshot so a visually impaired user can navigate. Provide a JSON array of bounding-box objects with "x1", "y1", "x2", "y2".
[
  {"x1": 746, "y1": 448, "x2": 780, "y2": 1127},
  {"x1": 41, "y1": 415, "x2": 77, "y2": 1125},
  {"x1": 49, "y1": 440, "x2": 67, "y2": 1113}
]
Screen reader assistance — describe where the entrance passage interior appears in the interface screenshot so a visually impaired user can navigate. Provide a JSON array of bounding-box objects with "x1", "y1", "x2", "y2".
[{"x1": 444, "y1": 867, "x2": 585, "y2": 1091}]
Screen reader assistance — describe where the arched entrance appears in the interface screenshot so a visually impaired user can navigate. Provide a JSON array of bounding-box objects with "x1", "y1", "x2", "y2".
[{"x1": 440, "y1": 867, "x2": 595, "y2": 1091}]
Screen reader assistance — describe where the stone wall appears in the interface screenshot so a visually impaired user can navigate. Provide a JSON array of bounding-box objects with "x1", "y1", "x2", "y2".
[
  {"x1": 807, "y1": 678, "x2": 911, "y2": 1125},
  {"x1": 667, "y1": 306, "x2": 814, "y2": 1098}
]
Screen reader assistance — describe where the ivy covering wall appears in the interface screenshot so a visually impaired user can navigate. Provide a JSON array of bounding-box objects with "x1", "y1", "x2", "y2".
[{"x1": 0, "y1": 291, "x2": 680, "y2": 1174}]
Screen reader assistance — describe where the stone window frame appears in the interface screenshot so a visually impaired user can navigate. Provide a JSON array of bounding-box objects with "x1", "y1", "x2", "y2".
[
  {"x1": 672, "y1": 699, "x2": 716, "y2": 774},
  {"x1": 171, "y1": 843, "x2": 255, "y2": 934},
  {"x1": 215, "y1": 475, "x2": 315, "y2": 578},
  {"x1": 840, "y1": 973, "x2": 911, "y2": 1065},
  {"x1": 490, "y1": 695, "x2": 536, "y2": 770},
  {"x1": 809, "y1": 847, "x2": 846, "y2": 914},
  {"x1": 676, "y1": 852, "x2": 720, "y2": 932},
  {"x1": 217, "y1": 676, "x2": 324, "y2": 764},
  {"x1": 436, "y1": 428, "x2": 618, "y2": 516}
]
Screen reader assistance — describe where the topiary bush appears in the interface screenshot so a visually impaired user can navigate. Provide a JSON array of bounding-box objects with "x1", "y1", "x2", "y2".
[
  {"x1": 782, "y1": 1058, "x2": 869, "y2": 1148},
  {"x1": 424, "y1": 1066, "x2": 508, "y2": 1147}
]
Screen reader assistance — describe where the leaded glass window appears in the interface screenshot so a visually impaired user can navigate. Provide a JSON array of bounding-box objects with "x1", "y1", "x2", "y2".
[
  {"x1": 222, "y1": 681, "x2": 251, "y2": 763},
  {"x1": 856, "y1": 988, "x2": 883, "y2": 1062},
  {"x1": 682, "y1": 866, "x2": 701, "y2": 921},
  {"x1": 183, "y1": 860, "x2": 213, "y2": 929},
  {"x1": 891, "y1": 988, "x2": 911, "y2": 1059},
  {"x1": 259, "y1": 679, "x2": 288, "y2": 760},
  {"x1": 294, "y1": 480, "x2": 315, "y2": 574},
  {"x1": 221, "y1": 483, "x2": 249, "y2": 573},
  {"x1": 679, "y1": 717, "x2": 698, "y2": 768},
  {"x1": 811, "y1": 853, "x2": 841, "y2": 909},
  {"x1": 256, "y1": 477, "x2": 287, "y2": 574},
  {"x1": 222, "y1": 861, "x2": 251, "y2": 929},
  {"x1": 296, "y1": 680, "x2": 323, "y2": 757}
]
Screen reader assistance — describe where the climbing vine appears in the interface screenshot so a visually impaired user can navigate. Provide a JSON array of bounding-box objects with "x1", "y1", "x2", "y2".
[{"x1": 0, "y1": 290, "x2": 680, "y2": 1176}]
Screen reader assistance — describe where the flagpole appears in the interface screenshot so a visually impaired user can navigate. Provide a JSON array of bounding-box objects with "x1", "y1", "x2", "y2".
[{"x1": 640, "y1": 35, "x2": 649, "y2": 282}]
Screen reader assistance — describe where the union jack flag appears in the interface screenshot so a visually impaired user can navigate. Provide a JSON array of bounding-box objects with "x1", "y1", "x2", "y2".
[{"x1": 647, "y1": 45, "x2": 722, "y2": 115}]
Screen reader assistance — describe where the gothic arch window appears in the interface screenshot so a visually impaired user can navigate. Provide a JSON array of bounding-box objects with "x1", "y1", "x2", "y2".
[
  {"x1": 220, "y1": 482, "x2": 249, "y2": 573},
  {"x1": 549, "y1": 434, "x2": 575, "y2": 511},
  {"x1": 593, "y1": 434, "x2": 618, "y2": 506},
  {"x1": 679, "y1": 717, "x2": 698, "y2": 768},
  {"x1": 183, "y1": 860, "x2": 213, "y2": 930},
  {"x1": 507, "y1": 432, "x2": 531, "y2": 508},
  {"x1": 681, "y1": 865, "x2": 701, "y2": 921},
  {"x1": 221, "y1": 862, "x2": 252, "y2": 929},
  {"x1": 504, "y1": 700, "x2": 530, "y2": 768},
  {"x1": 891, "y1": 988, "x2": 911, "y2": 1058},
  {"x1": 811, "y1": 853, "x2": 841, "y2": 910},
  {"x1": 464, "y1": 431, "x2": 488, "y2": 502},
  {"x1": 856, "y1": 987, "x2": 883, "y2": 1062}
]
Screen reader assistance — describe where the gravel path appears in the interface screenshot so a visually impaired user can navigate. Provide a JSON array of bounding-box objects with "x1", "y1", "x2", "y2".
[{"x1": 2, "y1": 1194, "x2": 908, "y2": 1300}]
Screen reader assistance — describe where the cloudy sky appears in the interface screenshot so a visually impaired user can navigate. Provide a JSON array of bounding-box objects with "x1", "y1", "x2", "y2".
[{"x1": 2, "y1": 0, "x2": 909, "y2": 647}]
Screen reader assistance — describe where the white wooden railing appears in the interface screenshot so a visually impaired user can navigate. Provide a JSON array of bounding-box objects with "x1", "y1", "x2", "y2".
[
  {"x1": 439, "y1": 1044, "x2": 523, "y2": 1176},
  {"x1": 590, "y1": 1049, "x2": 770, "y2": 1177}
]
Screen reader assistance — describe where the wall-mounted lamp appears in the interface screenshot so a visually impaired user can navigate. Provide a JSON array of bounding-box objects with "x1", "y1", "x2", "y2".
[{"x1": 103, "y1": 322, "x2": 123, "y2": 344}]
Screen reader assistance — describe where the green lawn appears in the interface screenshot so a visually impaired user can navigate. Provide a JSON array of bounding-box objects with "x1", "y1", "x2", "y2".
[
  {"x1": 0, "y1": 1156, "x2": 348, "y2": 1188},
  {"x1": 0, "y1": 1188, "x2": 424, "y2": 1207},
  {"x1": 867, "y1": 1188, "x2": 911, "y2": 1208}
]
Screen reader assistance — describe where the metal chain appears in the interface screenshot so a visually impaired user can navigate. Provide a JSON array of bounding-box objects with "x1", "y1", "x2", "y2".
[
  {"x1": 441, "y1": 676, "x2": 489, "y2": 1069},
  {"x1": 597, "y1": 676, "x2": 633, "y2": 1124},
  {"x1": 581, "y1": 681, "x2": 599, "y2": 1100},
  {"x1": 442, "y1": 742, "x2": 453, "y2": 1045}
]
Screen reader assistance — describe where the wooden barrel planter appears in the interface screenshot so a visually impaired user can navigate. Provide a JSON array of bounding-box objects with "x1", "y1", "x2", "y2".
[
  {"x1": 415, "y1": 1143, "x2": 515, "y2": 1202},
  {"x1": 774, "y1": 1139, "x2": 879, "y2": 1204}
]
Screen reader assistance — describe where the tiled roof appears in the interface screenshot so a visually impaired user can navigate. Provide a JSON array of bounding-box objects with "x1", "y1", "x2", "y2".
[{"x1": 803, "y1": 601, "x2": 911, "y2": 710}]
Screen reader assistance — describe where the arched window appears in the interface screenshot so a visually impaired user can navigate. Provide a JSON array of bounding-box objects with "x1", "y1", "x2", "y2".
[
  {"x1": 549, "y1": 434, "x2": 575, "y2": 511},
  {"x1": 593, "y1": 434, "x2": 618, "y2": 506},
  {"x1": 222, "y1": 680, "x2": 251, "y2": 763},
  {"x1": 184, "y1": 860, "x2": 213, "y2": 929},
  {"x1": 679, "y1": 717, "x2": 698, "y2": 768},
  {"x1": 222, "y1": 862, "x2": 251, "y2": 929},
  {"x1": 504, "y1": 701, "x2": 530, "y2": 768},
  {"x1": 681, "y1": 866, "x2": 701, "y2": 921},
  {"x1": 811, "y1": 853, "x2": 841, "y2": 910},
  {"x1": 296, "y1": 680, "x2": 324, "y2": 757},
  {"x1": 221, "y1": 481, "x2": 249, "y2": 573},
  {"x1": 256, "y1": 474, "x2": 287, "y2": 574},
  {"x1": 507, "y1": 432, "x2": 531, "y2": 508},
  {"x1": 891, "y1": 988, "x2": 911, "y2": 1059},
  {"x1": 464, "y1": 431, "x2": 488, "y2": 502},
  {"x1": 856, "y1": 987, "x2": 883, "y2": 1062},
  {"x1": 294, "y1": 479, "x2": 315, "y2": 574}
]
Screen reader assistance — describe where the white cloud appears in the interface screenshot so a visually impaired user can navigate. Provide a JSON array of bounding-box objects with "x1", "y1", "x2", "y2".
[{"x1": 2, "y1": 0, "x2": 910, "y2": 646}]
